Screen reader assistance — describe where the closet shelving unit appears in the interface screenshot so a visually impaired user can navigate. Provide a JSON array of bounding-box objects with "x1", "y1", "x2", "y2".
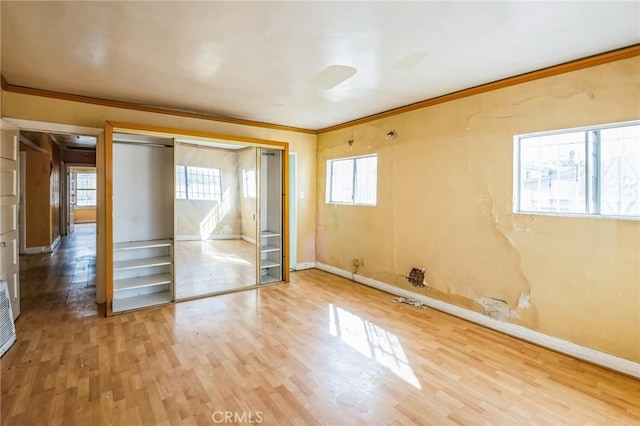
[
  {"x1": 259, "y1": 149, "x2": 284, "y2": 284},
  {"x1": 112, "y1": 239, "x2": 174, "y2": 312}
]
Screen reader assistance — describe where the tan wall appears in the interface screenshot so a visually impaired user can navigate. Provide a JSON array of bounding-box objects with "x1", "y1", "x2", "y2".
[
  {"x1": 74, "y1": 208, "x2": 96, "y2": 223},
  {"x1": 317, "y1": 57, "x2": 640, "y2": 362},
  {"x1": 20, "y1": 139, "x2": 52, "y2": 248},
  {"x1": 175, "y1": 145, "x2": 242, "y2": 238},
  {"x1": 50, "y1": 140, "x2": 61, "y2": 241},
  {"x1": 238, "y1": 147, "x2": 257, "y2": 241}
]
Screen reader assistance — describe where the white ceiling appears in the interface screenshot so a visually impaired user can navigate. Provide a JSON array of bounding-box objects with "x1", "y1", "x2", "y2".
[{"x1": 2, "y1": 2, "x2": 639, "y2": 131}]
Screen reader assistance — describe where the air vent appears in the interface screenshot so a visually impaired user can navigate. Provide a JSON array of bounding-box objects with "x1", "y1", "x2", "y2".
[{"x1": 0, "y1": 281, "x2": 16, "y2": 357}]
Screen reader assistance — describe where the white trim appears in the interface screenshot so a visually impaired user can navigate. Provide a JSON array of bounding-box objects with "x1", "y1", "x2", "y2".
[
  {"x1": 23, "y1": 235, "x2": 61, "y2": 255},
  {"x1": 175, "y1": 234, "x2": 242, "y2": 241},
  {"x1": 18, "y1": 152, "x2": 26, "y2": 255},
  {"x1": 4, "y1": 118, "x2": 102, "y2": 136},
  {"x1": 315, "y1": 262, "x2": 640, "y2": 379},
  {"x1": 51, "y1": 235, "x2": 61, "y2": 252},
  {"x1": 241, "y1": 235, "x2": 257, "y2": 245},
  {"x1": 294, "y1": 261, "x2": 316, "y2": 271}
]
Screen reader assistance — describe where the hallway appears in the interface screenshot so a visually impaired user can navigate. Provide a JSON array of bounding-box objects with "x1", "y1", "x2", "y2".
[{"x1": 19, "y1": 223, "x2": 97, "y2": 319}]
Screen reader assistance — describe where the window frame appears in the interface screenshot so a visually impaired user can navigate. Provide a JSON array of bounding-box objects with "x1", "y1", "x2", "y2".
[
  {"x1": 175, "y1": 165, "x2": 223, "y2": 201},
  {"x1": 326, "y1": 154, "x2": 378, "y2": 206},
  {"x1": 513, "y1": 120, "x2": 640, "y2": 220},
  {"x1": 75, "y1": 171, "x2": 97, "y2": 208},
  {"x1": 242, "y1": 169, "x2": 257, "y2": 198}
]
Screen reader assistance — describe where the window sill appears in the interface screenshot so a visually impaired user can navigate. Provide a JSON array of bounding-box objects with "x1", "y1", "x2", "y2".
[
  {"x1": 326, "y1": 202, "x2": 377, "y2": 207},
  {"x1": 513, "y1": 211, "x2": 639, "y2": 221}
]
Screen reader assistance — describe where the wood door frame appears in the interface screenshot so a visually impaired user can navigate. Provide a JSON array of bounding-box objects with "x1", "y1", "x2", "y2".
[{"x1": 104, "y1": 121, "x2": 289, "y2": 316}]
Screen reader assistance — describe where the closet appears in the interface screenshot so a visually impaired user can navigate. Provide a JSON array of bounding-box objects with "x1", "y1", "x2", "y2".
[
  {"x1": 106, "y1": 123, "x2": 287, "y2": 315},
  {"x1": 111, "y1": 134, "x2": 175, "y2": 313}
]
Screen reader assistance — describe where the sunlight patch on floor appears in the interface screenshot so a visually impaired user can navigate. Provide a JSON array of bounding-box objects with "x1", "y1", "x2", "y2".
[{"x1": 329, "y1": 303, "x2": 421, "y2": 389}]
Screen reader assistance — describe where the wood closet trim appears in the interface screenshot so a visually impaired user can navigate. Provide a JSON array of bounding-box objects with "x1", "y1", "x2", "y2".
[
  {"x1": 104, "y1": 123, "x2": 114, "y2": 316},
  {"x1": 104, "y1": 121, "x2": 290, "y2": 315}
]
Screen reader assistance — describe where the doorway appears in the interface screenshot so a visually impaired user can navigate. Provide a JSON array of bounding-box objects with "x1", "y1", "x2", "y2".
[{"x1": 4, "y1": 118, "x2": 104, "y2": 309}]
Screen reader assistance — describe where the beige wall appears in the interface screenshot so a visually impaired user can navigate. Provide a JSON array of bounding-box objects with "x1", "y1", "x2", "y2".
[
  {"x1": 20, "y1": 142, "x2": 50, "y2": 247},
  {"x1": 317, "y1": 57, "x2": 640, "y2": 362},
  {"x1": 19, "y1": 134, "x2": 62, "y2": 248},
  {"x1": 74, "y1": 207, "x2": 96, "y2": 223},
  {"x1": 50, "y1": 139, "x2": 60, "y2": 241}
]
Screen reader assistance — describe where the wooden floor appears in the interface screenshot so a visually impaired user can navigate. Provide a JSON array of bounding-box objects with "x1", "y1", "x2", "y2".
[
  {"x1": 175, "y1": 240, "x2": 256, "y2": 299},
  {"x1": 2, "y1": 226, "x2": 639, "y2": 425}
]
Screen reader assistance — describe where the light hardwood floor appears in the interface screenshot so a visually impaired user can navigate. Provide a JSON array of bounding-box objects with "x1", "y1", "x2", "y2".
[
  {"x1": 2, "y1": 225, "x2": 639, "y2": 425},
  {"x1": 175, "y1": 240, "x2": 257, "y2": 300}
]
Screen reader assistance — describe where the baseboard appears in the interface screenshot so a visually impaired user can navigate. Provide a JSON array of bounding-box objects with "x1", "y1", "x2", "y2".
[
  {"x1": 294, "y1": 261, "x2": 317, "y2": 271},
  {"x1": 241, "y1": 235, "x2": 257, "y2": 245},
  {"x1": 50, "y1": 236, "x2": 61, "y2": 252},
  {"x1": 315, "y1": 262, "x2": 640, "y2": 379},
  {"x1": 176, "y1": 234, "x2": 242, "y2": 241},
  {"x1": 23, "y1": 236, "x2": 61, "y2": 254}
]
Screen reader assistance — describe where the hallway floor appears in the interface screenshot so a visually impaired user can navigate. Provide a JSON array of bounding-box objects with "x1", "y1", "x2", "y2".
[{"x1": 19, "y1": 223, "x2": 97, "y2": 320}]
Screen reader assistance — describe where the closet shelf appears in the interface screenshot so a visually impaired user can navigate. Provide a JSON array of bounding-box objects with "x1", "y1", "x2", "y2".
[
  {"x1": 113, "y1": 239, "x2": 173, "y2": 251},
  {"x1": 261, "y1": 231, "x2": 280, "y2": 238},
  {"x1": 114, "y1": 273, "x2": 173, "y2": 291},
  {"x1": 261, "y1": 245, "x2": 280, "y2": 253},
  {"x1": 112, "y1": 291, "x2": 173, "y2": 312},
  {"x1": 113, "y1": 256, "x2": 173, "y2": 271},
  {"x1": 260, "y1": 275, "x2": 282, "y2": 284},
  {"x1": 261, "y1": 260, "x2": 280, "y2": 269}
]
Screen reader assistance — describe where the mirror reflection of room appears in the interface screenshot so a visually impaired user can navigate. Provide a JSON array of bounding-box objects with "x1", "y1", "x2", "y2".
[{"x1": 174, "y1": 142, "x2": 258, "y2": 299}]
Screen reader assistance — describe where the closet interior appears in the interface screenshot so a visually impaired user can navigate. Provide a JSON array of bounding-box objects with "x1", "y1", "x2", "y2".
[{"x1": 108, "y1": 129, "x2": 286, "y2": 314}]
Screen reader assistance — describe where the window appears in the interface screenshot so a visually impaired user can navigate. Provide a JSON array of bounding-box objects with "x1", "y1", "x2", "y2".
[
  {"x1": 514, "y1": 121, "x2": 640, "y2": 219},
  {"x1": 326, "y1": 154, "x2": 377, "y2": 205},
  {"x1": 76, "y1": 172, "x2": 96, "y2": 207},
  {"x1": 175, "y1": 165, "x2": 222, "y2": 201},
  {"x1": 242, "y1": 169, "x2": 256, "y2": 198}
]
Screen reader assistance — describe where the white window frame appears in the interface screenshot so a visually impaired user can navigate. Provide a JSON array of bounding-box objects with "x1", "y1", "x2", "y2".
[
  {"x1": 242, "y1": 169, "x2": 257, "y2": 198},
  {"x1": 175, "y1": 165, "x2": 223, "y2": 201},
  {"x1": 513, "y1": 120, "x2": 640, "y2": 220},
  {"x1": 326, "y1": 154, "x2": 378, "y2": 206},
  {"x1": 75, "y1": 171, "x2": 97, "y2": 208}
]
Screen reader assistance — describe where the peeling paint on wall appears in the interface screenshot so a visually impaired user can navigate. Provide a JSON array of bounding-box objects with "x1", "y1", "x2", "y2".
[
  {"x1": 517, "y1": 292, "x2": 531, "y2": 309},
  {"x1": 475, "y1": 296, "x2": 520, "y2": 321}
]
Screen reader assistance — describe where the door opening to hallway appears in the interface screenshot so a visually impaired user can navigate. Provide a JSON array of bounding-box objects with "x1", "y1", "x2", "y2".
[{"x1": 19, "y1": 223, "x2": 97, "y2": 318}]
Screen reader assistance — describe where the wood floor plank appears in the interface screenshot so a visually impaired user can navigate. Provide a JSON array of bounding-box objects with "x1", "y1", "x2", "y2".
[{"x1": 2, "y1": 223, "x2": 639, "y2": 425}]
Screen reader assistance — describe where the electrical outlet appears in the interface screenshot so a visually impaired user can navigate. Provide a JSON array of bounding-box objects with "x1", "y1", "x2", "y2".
[{"x1": 359, "y1": 258, "x2": 365, "y2": 267}]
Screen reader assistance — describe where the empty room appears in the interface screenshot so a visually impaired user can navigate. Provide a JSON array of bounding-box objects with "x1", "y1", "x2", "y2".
[{"x1": 0, "y1": 2, "x2": 639, "y2": 425}]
